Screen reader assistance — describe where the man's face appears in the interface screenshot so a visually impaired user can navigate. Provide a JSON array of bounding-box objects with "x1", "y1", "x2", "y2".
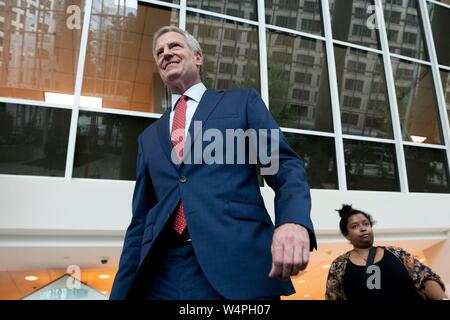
[{"x1": 154, "y1": 32, "x2": 203, "y2": 90}]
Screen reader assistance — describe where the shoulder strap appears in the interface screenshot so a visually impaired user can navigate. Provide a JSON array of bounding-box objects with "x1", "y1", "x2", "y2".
[{"x1": 362, "y1": 247, "x2": 377, "y2": 286}]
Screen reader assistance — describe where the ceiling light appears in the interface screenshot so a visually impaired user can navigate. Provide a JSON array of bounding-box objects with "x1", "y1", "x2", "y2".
[
  {"x1": 303, "y1": 294, "x2": 311, "y2": 298},
  {"x1": 101, "y1": 291, "x2": 108, "y2": 295},
  {"x1": 419, "y1": 258, "x2": 426, "y2": 263},
  {"x1": 322, "y1": 264, "x2": 331, "y2": 269},
  {"x1": 411, "y1": 135, "x2": 427, "y2": 143},
  {"x1": 297, "y1": 280, "x2": 306, "y2": 284},
  {"x1": 98, "y1": 274, "x2": 110, "y2": 279},
  {"x1": 44, "y1": 92, "x2": 103, "y2": 108},
  {"x1": 25, "y1": 275, "x2": 38, "y2": 281}
]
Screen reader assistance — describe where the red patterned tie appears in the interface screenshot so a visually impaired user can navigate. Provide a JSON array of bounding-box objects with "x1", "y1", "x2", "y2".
[{"x1": 171, "y1": 95, "x2": 187, "y2": 234}]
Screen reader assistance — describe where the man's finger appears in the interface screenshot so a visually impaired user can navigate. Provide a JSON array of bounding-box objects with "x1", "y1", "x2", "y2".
[
  {"x1": 281, "y1": 243, "x2": 293, "y2": 279},
  {"x1": 269, "y1": 242, "x2": 284, "y2": 278}
]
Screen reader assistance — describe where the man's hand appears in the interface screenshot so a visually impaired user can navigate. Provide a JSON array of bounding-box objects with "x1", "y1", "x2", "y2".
[{"x1": 269, "y1": 223, "x2": 310, "y2": 280}]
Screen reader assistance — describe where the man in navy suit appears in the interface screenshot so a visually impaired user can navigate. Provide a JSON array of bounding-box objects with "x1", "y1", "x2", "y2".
[{"x1": 110, "y1": 26, "x2": 316, "y2": 300}]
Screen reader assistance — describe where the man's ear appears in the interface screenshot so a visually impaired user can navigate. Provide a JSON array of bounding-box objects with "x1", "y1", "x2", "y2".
[{"x1": 195, "y1": 52, "x2": 203, "y2": 67}]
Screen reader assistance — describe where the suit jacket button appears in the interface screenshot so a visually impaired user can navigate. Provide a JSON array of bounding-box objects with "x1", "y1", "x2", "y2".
[{"x1": 179, "y1": 176, "x2": 187, "y2": 183}]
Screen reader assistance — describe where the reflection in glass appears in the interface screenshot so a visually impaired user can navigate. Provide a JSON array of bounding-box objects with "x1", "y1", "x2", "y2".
[
  {"x1": 391, "y1": 58, "x2": 443, "y2": 144},
  {"x1": 284, "y1": 133, "x2": 338, "y2": 189},
  {"x1": 429, "y1": 3, "x2": 450, "y2": 66},
  {"x1": 73, "y1": 112, "x2": 155, "y2": 180},
  {"x1": 82, "y1": 1, "x2": 178, "y2": 113},
  {"x1": 344, "y1": 139, "x2": 399, "y2": 191},
  {"x1": 382, "y1": 0, "x2": 428, "y2": 61},
  {"x1": 187, "y1": 0, "x2": 257, "y2": 21},
  {"x1": 265, "y1": 0, "x2": 323, "y2": 36},
  {"x1": 267, "y1": 31, "x2": 332, "y2": 132},
  {"x1": 335, "y1": 45, "x2": 393, "y2": 138},
  {"x1": 186, "y1": 13, "x2": 260, "y2": 91},
  {"x1": 404, "y1": 146, "x2": 450, "y2": 193},
  {"x1": 0, "y1": 103, "x2": 71, "y2": 176},
  {"x1": 329, "y1": 0, "x2": 380, "y2": 49},
  {"x1": 440, "y1": 69, "x2": 450, "y2": 124},
  {"x1": 0, "y1": 0, "x2": 83, "y2": 101}
]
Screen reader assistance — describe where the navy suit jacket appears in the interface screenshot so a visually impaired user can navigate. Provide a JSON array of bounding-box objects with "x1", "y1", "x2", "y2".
[{"x1": 110, "y1": 88, "x2": 316, "y2": 300}]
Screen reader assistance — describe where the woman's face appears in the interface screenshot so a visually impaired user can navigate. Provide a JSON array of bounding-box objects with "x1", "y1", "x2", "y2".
[{"x1": 345, "y1": 213, "x2": 374, "y2": 249}]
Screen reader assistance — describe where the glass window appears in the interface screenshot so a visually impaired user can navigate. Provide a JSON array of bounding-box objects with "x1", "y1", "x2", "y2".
[
  {"x1": 81, "y1": 1, "x2": 178, "y2": 113},
  {"x1": 329, "y1": 0, "x2": 380, "y2": 49},
  {"x1": 265, "y1": 0, "x2": 323, "y2": 36},
  {"x1": 334, "y1": 45, "x2": 393, "y2": 138},
  {"x1": 440, "y1": 69, "x2": 450, "y2": 123},
  {"x1": 391, "y1": 58, "x2": 443, "y2": 145},
  {"x1": 429, "y1": 3, "x2": 450, "y2": 66},
  {"x1": 186, "y1": 13, "x2": 260, "y2": 91},
  {"x1": 382, "y1": 0, "x2": 428, "y2": 61},
  {"x1": 187, "y1": 0, "x2": 257, "y2": 21},
  {"x1": 344, "y1": 139, "x2": 399, "y2": 191},
  {"x1": 267, "y1": 30, "x2": 332, "y2": 132},
  {"x1": 73, "y1": 111, "x2": 155, "y2": 180},
  {"x1": 0, "y1": 0, "x2": 83, "y2": 102},
  {"x1": 0, "y1": 103, "x2": 71, "y2": 176},
  {"x1": 404, "y1": 146, "x2": 450, "y2": 193},
  {"x1": 284, "y1": 132, "x2": 338, "y2": 189}
]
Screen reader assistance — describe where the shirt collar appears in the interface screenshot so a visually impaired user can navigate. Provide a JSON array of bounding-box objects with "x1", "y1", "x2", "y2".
[{"x1": 171, "y1": 82, "x2": 207, "y2": 111}]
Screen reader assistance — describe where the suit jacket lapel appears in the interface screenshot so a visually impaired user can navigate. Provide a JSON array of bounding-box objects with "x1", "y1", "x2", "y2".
[
  {"x1": 183, "y1": 90, "x2": 224, "y2": 163},
  {"x1": 156, "y1": 109, "x2": 179, "y2": 170}
]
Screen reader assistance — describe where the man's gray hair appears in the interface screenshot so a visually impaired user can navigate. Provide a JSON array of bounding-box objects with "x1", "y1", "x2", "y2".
[
  {"x1": 152, "y1": 26, "x2": 203, "y2": 57},
  {"x1": 152, "y1": 26, "x2": 204, "y2": 77}
]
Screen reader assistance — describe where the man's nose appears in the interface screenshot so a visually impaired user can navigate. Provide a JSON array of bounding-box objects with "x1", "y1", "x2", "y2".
[{"x1": 163, "y1": 46, "x2": 173, "y2": 59}]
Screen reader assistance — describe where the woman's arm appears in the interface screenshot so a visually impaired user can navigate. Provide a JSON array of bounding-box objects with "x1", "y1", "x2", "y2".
[{"x1": 424, "y1": 280, "x2": 448, "y2": 300}]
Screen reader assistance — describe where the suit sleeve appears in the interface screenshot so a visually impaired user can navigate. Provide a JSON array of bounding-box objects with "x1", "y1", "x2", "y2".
[
  {"x1": 110, "y1": 134, "x2": 157, "y2": 299},
  {"x1": 246, "y1": 89, "x2": 317, "y2": 250}
]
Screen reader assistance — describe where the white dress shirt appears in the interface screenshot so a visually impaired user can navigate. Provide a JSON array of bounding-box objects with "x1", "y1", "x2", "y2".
[{"x1": 170, "y1": 82, "x2": 207, "y2": 137}]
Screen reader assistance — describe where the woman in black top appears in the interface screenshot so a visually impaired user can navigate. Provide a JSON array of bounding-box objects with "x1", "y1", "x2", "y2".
[{"x1": 326, "y1": 205, "x2": 447, "y2": 300}]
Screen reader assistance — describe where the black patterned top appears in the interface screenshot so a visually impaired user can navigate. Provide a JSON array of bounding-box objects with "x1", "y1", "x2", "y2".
[{"x1": 325, "y1": 246, "x2": 445, "y2": 300}]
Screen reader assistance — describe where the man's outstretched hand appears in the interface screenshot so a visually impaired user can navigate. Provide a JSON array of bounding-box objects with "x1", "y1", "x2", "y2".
[{"x1": 269, "y1": 223, "x2": 310, "y2": 280}]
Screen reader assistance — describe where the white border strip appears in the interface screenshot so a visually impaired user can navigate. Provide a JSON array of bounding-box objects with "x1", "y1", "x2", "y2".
[
  {"x1": 427, "y1": 0, "x2": 450, "y2": 10},
  {"x1": 389, "y1": 52, "x2": 433, "y2": 66},
  {"x1": 403, "y1": 141, "x2": 448, "y2": 149},
  {"x1": 79, "y1": 106, "x2": 162, "y2": 118},
  {"x1": 265, "y1": 24, "x2": 326, "y2": 42},
  {"x1": 139, "y1": 0, "x2": 181, "y2": 10},
  {"x1": 375, "y1": 0, "x2": 409, "y2": 192},
  {"x1": 280, "y1": 127, "x2": 335, "y2": 138},
  {"x1": 179, "y1": 0, "x2": 186, "y2": 29},
  {"x1": 0, "y1": 97, "x2": 73, "y2": 110},
  {"x1": 64, "y1": 0, "x2": 93, "y2": 179},
  {"x1": 321, "y1": 0, "x2": 347, "y2": 190},
  {"x1": 342, "y1": 134, "x2": 396, "y2": 144},
  {"x1": 185, "y1": 6, "x2": 259, "y2": 26},
  {"x1": 332, "y1": 39, "x2": 383, "y2": 55},
  {"x1": 419, "y1": 0, "x2": 450, "y2": 173},
  {"x1": 257, "y1": 0, "x2": 269, "y2": 105}
]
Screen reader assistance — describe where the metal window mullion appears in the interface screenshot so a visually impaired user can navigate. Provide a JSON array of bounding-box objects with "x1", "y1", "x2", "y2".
[
  {"x1": 320, "y1": 0, "x2": 347, "y2": 190},
  {"x1": 374, "y1": 0, "x2": 409, "y2": 192},
  {"x1": 139, "y1": 0, "x2": 181, "y2": 10},
  {"x1": 64, "y1": 0, "x2": 93, "y2": 179},
  {"x1": 257, "y1": 0, "x2": 269, "y2": 105},
  {"x1": 418, "y1": 0, "x2": 450, "y2": 177},
  {"x1": 389, "y1": 52, "x2": 432, "y2": 66},
  {"x1": 426, "y1": 0, "x2": 450, "y2": 10},
  {"x1": 179, "y1": 0, "x2": 186, "y2": 29},
  {"x1": 332, "y1": 39, "x2": 383, "y2": 55},
  {"x1": 0, "y1": 97, "x2": 73, "y2": 110}
]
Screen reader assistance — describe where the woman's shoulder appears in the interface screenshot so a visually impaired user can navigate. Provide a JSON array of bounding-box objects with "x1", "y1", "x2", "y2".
[{"x1": 330, "y1": 250, "x2": 352, "y2": 269}]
